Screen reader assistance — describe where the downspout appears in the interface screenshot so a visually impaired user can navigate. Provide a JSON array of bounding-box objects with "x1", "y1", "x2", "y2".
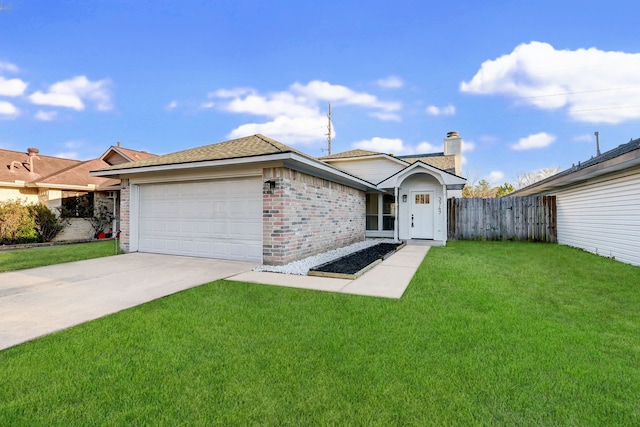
[{"x1": 394, "y1": 186, "x2": 399, "y2": 242}]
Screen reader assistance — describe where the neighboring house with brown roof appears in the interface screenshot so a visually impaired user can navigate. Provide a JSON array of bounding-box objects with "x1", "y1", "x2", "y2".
[
  {"x1": 513, "y1": 137, "x2": 640, "y2": 267},
  {"x1": 1, "y1": 144, "x2": 155, "y2": 241},
  {"x1": 93, "y1": 133, "x2": 466, "y2": 265}
]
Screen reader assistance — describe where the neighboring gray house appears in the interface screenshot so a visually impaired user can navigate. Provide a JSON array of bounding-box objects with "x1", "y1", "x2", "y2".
[
  {"x1": 92, "y1": 133, "x2": 466, "y2": 265},
  {"x1": 514, "y1": 137, "x2": 640, "y2": 267}
]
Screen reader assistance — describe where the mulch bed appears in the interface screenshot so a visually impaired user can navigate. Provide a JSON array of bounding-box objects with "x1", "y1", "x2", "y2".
[{"x1": 309, "y1": 242, "x2": 403, "y2": 276}]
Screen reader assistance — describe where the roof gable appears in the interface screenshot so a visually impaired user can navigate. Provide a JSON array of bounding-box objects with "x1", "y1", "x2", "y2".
[
  {"x1": 101, "y1": 146, "x2": 157, "y2": 166},
  {"x1": 377, "y1": 160, "x2": 466, "y2": 188}
]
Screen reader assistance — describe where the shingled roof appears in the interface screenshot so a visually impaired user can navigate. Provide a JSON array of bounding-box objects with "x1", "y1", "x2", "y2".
[
  {"x1": 1, "y1": 148, "x2": 80, "y2": 184},
  {"x1": 401, "y1": 155, "x2": 456, "y2": 174},
  {"x1": 320, "y1": 149, "x2": 457, "y2": 174},
  {"x1": 97, "y1": 134, "x2": 315, "y2": 171},
  {"x1": 1, "y1": 146, "x2": 153, "y2": 190},
  {"x1": 318, "y1": 149, "x2": 383, "y2": 160},
  {"x1": 37, "y1": 158, "x2": 120, "y2": 189},
  {"x1": 514, "y1": 137, "x2": 640, "y2": 195}
]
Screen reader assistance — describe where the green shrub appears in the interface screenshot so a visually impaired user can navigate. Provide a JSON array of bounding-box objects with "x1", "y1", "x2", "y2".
[
  {"x1": 29, "y1": 203, "x2": 67, "y2": 243},
  {"x1": 0, "y1": 200, "x2": 38, "y2": 244},
  {"x1": 0, "y1": 200, "x2": 67, "y2": 245}
]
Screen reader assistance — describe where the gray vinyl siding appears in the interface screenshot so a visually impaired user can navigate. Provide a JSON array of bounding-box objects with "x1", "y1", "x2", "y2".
[{"x1": 554, "y1": 166, "x2": 640, "y2": 266}]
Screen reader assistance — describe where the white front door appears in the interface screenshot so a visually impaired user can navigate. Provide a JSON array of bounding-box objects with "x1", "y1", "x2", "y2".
[{"x1": 410, "y1": 190, "x2": 434, "y2": 239}]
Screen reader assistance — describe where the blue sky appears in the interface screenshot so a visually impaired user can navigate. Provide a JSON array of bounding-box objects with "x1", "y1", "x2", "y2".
[{"x1": 2, "y1": 0, "x2": 639, "y2": 186}]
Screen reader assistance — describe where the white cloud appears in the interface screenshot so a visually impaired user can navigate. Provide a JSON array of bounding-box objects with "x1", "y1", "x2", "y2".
[
  {"x1": 511, "y1": 132, "x2": 556, "y2": 151},
  {"x1": 210, "y1": 80, "x2": 401, "y2": 145},
  {"x1": 572, "y1": 133, "x2": 593, "y2": 142},
  {"x1": 416, "y1": 141, "x2": 440, "y2": 153},
  {"x1": 376, "y1": 76, "x2": 404, "y2": 89},
  {"x1": 291, "y1": 80, "x2": 401, "y2": 111},
  {"x1": 211, "y1": 87, "x2": 254, "y2": 98},
  {"x1": 487, "y1": 170, "x2": 505, "y2": 185},
  {"x1": 0, "y1": 62, "x2": 19, "y2": 73},
  {"x1": 351, "y1": 137, "x2": 473, "y2": 157},
  {"x1": 228, "y1": 115, "x2": 330, "y2": 144},
  {"x1": 166, "y1": 100, "x2": 178, "y2": 111},
  {"x1": 461, "y1": 41, "x2": 640, "y2": 124},
  {"x1": 63, "y1": 140, "x2": 83, "y2": 149},
  {"x1": 225, "y1": 92, "x2": 319, "y2": 118},
  {"x1": 35, "y1": 110, "x2": 57, "y2": 121},
  {"x1": 426, "y1": 104, "x2": 456, "y2": 116},
  {"x1": 29, "y1": 76, "x2": 113, "y2": 111},
  {"x1": 462, "y1": 140, "x2": 476, "y2": 152},
  {"x1": 369, "y1": 111, "x2": 401, "y2": 121},
  {"x1": 0, "y1": 100, "x2": 19, "y2": 116},
  {"x1": 353, "y1": 137, "x2": 407, "y2": 154},
  {"x1": 459, "y1": 139, "x2": 476, "y2": 166},
  {"x1": 55, "y1": 151, "x2": 80, "y2": 159},
  {"x1": 54, "y1": 141, "x2": 84, "y2": 159},
  {"x1": 0, "y1": 76, "x2": 27, "y2": 97},
  {"x1": 352, "y1": 138, "x2": 445, "y2": 156}
]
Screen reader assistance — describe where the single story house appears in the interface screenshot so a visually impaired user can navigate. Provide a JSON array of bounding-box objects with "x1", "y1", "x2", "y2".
[
  {"x1": 92, "y1": 133, "x2": 466, "y2": 265},
  {"x1": 513, "y1": 137, "x2": 640, "y2": 267},
  {"x1": 1, "y1": 144, "x2": 155, "y2": 240}
]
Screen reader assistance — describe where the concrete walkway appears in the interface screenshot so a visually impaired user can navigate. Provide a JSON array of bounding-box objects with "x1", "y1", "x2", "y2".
[
  {"x1": 0, "y1": 244, "x2": 430, "y2": 351},
  {"x1": 0, "y1": 253, "x2": 257, "y2": 351},
  {"x1": 229, "y1": 244, "x2": 430, "y2": 299}
]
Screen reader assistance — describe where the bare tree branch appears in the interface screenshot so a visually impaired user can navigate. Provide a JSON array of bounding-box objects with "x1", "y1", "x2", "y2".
[{"x1": 513, "y1": 167, "x2": 562, "y2": 190}]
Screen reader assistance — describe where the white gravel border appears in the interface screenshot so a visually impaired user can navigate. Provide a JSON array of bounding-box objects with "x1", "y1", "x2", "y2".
[{"x1": 255, "y1": 238, "x2": 399, "y2": 276}]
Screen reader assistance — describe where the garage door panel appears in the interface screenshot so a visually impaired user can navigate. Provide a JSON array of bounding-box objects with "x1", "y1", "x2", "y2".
[
  {"x1": 138, "y1": 178, "x2": 262, "y2": 262},
  {"x1": 229, "y1": 220, "x2": 260, "y2": 238}
]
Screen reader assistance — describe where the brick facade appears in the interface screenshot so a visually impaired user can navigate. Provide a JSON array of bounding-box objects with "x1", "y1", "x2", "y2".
[
  {"x1": 119, "y1": 180, "x2": 130, "y2": 252},
  {"x1": 262, "y1": 167, "x2": 365, "y2": 265}
]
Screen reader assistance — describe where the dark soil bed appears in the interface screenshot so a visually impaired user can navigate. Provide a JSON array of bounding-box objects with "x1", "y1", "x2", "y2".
[{"x1": 310, "y1": 242, "x2": 403, "y2": 275}]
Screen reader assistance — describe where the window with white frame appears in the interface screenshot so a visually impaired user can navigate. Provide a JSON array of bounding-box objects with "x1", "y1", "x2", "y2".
[{"x1": 366, "y1": 193, "x2": 395, "y2": 231}]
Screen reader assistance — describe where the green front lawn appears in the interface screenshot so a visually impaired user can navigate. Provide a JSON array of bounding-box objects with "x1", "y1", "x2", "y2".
[
  {"x1": 1, "y1": 241, "x2": 639, "y2": 425},
  {"x1": 0, "y1": 240, "x2": 118, "y2": 272}
]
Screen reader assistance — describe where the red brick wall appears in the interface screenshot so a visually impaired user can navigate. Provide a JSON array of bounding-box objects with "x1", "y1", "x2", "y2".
[{"x1": 262, "y1": 167, "x2": 365, "y2": 265}]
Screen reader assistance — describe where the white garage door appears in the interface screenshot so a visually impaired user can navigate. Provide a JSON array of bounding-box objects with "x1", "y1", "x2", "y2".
[{"x1": 138, "y1": 177, "x2": 262, "y2": 262}]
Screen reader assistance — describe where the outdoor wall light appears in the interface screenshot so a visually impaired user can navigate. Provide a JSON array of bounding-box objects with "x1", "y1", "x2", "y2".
[
  {"x1": 402, "y1": 194, "x2": 407, "y2": 202},
  {"x1": 264, "y1": 180, "x2": 276, "y2": 192}
]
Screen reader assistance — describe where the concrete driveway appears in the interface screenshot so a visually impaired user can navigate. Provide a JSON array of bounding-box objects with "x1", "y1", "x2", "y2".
[{"x1": 0, "y1": 253, "x2": 257, "y2": 351}]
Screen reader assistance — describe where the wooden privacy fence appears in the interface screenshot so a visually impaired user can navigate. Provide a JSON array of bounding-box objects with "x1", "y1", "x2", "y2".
[{"x1": 448, "y1": 196, "x2": 557, "y2": 242}]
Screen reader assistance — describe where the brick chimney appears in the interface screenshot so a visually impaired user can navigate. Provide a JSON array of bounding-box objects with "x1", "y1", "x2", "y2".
[
  {"x1": 28, "y1": 147, "x2": 39, "y2": 157},
  {"x1": 444, "y1": 131, "x2": 462, "y2": 176}
]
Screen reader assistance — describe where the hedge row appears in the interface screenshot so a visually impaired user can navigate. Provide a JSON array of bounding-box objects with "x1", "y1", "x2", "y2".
[{"x1": 0, "y1": 200, "x2": 66, "y2": 245}]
